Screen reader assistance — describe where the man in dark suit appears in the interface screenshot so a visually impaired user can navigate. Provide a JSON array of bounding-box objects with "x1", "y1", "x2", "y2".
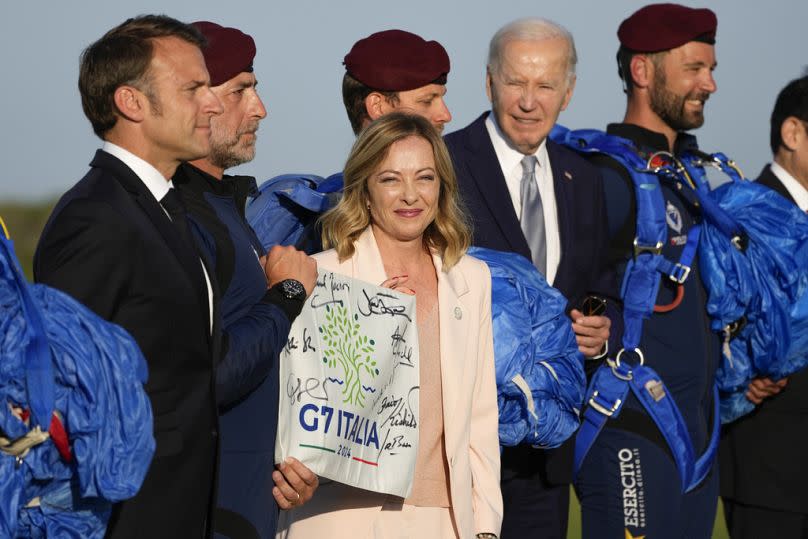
[
  {"x1": 720, "y1": 74, "x2": 808, "y2": 538},
  {"x1": 444, "y1": 17, "x2": 615, "y2": 539},
  {"x1": 37, "y1": 15, "x2": 234, "y2": 538}
]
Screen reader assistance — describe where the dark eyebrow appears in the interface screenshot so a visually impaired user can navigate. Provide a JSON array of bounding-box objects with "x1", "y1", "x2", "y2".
[
  {"x1": 417, "y1": 167, "x2": 436, "y2": 174},
  {"x1": 184, "y1": 79, "x2": 207, "y2": 90}
]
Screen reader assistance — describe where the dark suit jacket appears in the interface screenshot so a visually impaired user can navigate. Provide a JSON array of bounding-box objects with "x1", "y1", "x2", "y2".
[
  {"x1": 719, "y1": 164, "x2": 808, "y2": 514},
  {"x1": 444, "y1": 112, "x2": 617, "y2": 485},
  {"x1": 35, "y1": 150, "x2": 220, "y2": 538}
]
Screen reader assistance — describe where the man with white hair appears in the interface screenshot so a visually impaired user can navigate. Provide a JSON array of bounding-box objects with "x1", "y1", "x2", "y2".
[{"x1": 444, "y1": 17, "x2": 617, "y2": 538}]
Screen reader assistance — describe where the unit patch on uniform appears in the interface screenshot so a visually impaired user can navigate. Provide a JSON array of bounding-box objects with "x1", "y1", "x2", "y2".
[
  {"x1": 666, "y1": 200, "x2": 688, "y2": 245},
  {"x1": 618, "y1": 448, "x2": 647, "y2": 530},
  {"x1": 665, "y1": 200, "x2": 683, "y2": 233}
]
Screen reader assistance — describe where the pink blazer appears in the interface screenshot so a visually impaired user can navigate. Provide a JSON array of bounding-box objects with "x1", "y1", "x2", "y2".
[{"x1": 282, "y1": 227, "x2": 502, "y2": 538}]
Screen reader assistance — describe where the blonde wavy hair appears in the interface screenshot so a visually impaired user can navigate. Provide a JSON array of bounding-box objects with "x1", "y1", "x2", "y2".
[{"x1": 320, "y1": 112, "x2": 471, "y2": 269}]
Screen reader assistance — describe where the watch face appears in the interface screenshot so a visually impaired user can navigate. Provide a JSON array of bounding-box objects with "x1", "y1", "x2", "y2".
[{"x1": 280, "y1": 279, "x2": 306, "y2": 300}]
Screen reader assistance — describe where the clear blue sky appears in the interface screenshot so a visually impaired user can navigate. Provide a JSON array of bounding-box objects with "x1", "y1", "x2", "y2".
[{"x1": 1, "y1": 0, "x2": 805, "y2": 201}]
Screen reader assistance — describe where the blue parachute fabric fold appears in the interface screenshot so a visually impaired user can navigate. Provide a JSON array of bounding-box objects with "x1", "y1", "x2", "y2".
[
  {"x1": 246, "y1": 173, "x2": 344, "y2": 251},
  {"x1": 14, "y1": 480, "x2": 110, "y2": 539},
  {"x1": 696, "y1": 179, "x2": 808, "y2": 421},
  {"x1": 0, "y1": 229, "x2": 154, "y2": 537},
  {"x1": 468, "y1": 247, "x2": 585, "y2": 448}
]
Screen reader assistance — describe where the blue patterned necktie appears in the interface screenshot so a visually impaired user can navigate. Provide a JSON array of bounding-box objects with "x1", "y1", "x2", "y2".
[{"x1": 519, "y1": 155, "x2": 546, "y2": 275}]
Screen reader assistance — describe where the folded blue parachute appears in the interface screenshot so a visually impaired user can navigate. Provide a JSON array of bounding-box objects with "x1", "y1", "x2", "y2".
[
  {"x1": 245, "y1": 173, "x2": 343, "y2": 253},
  {"x1": 468, "y1": 247, "x2": 585, "y2": 448},
  {"x1": 0, "y1": 221, "x2": 154, "y2": 538},
  {"x1": 689, "y1": 170, "x2": 808, "y2": 422}
]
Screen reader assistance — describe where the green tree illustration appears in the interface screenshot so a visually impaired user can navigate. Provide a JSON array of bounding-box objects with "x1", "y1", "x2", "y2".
[{"x1": 319, "y1": 305, "x2": 378, "y2": 406}]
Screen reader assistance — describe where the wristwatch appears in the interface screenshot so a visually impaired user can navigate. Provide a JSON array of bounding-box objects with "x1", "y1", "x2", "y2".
[{"x1": 276, "y1": 279, "x2": 306, "y2": 301}]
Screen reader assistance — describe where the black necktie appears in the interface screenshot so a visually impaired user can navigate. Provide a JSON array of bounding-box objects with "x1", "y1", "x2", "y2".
[
  {"x1": 160, "y1": 188, "x2": 196, "y2": 250},
  {"x1": 160, "y1": 188, "x2": 211, "y2": 330}
]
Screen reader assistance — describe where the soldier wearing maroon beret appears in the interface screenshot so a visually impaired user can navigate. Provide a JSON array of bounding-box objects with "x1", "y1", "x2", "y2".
[
  {"x1": 171, "y1": 21, "x2": 319, "y2": 539},
  {"x1": 570, "y1": 4, "x2": 722, "y2": 539},
  {"x1": 342, "y1": 29, "x2": 452, "y2": 134}
]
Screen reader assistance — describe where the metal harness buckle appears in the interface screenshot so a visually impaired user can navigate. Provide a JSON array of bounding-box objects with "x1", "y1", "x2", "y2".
[
  {"x1": 669, "y1": 262, "x2": 691, "y2": 284},
  {"x1": 588, "y1": 390, "x2": 622, "y2": 417},
  {"x1": 633, "y1": 238, "x2": 663, "y2": 258}
]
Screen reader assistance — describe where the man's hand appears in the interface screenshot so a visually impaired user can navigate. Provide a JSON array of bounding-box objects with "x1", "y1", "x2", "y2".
[
  {"x1": 272, "y1": 457, "x2": 319, "y2": 510},
  {"x1": 745, "y1": 377, "x2": 788, "y2": 405},
  {"x1": 570, "y1": 309, "x2": 611, "y2": 358},
  {"x1": 263, "y1": 245, "x2": 318, "y2": 297}
]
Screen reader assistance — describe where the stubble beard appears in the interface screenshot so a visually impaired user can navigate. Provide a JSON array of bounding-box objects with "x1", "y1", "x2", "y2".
[
  {"x1": 649, "y1": 71, "x2": 708, "y2": 132},
  {"x1": 208, "y1": 122, "x2": 259, "y2": 170}
]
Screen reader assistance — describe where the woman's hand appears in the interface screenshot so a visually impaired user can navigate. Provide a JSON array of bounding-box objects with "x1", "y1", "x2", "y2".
[{"x1": 380, "y1": 275, "x2": 415, "y2": 295}]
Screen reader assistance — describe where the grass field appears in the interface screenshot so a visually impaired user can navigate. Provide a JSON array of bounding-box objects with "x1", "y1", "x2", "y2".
[
  {"x1": 566, "y1": 488, "x2": 730, "y2": 538},
  {"x1": 0, "y1": 201, "x2": 54, "y2": 280}
]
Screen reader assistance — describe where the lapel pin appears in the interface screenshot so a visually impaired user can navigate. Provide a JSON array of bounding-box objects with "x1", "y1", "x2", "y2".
[
  {"x1": 454, "y1": 306, "x2": 462, "y2": 320},
  {"x1": 564, "y1": 171, "x2": 573, "y2": 181}
]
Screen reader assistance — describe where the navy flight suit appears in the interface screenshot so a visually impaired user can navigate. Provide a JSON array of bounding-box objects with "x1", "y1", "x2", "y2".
[{"x1": 575, "y1": 124, "x2": 721, "y2": 539}]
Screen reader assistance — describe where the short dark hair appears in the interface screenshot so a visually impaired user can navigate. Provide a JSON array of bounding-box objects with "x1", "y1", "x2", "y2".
[
  {"x1": 341, "y1": 73, "x2": 399, "y2": 135},
  {"x1": 770, "y1": 74, "x2": 808, "y2": 154},
  {"x1": 616, "y1": 45, "x2": 666, "y2": 94},
  {"x1": 79, "y1": 14, "x2": 205, "y2": 138}
]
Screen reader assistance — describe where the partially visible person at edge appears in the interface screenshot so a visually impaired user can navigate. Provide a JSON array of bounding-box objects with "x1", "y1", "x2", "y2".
[
  {"x1": 34, "y1": 15, "x2": 223, "y2": 538},
  {"x1": 172, "y1": 21, "x2": 319, "y2": 539},
  {"x1": 573, "y1": 4, "x2": 721, "y2": 538},
  {"x1": 276, "y1": 113, "x2": 502, "y2": 539},
  {"x1": 443, "y1": 18, "x2": 617, "y2": 539},
  {"x1": 292, "y1": 29, "x2": 452, "y2": 255},
  {"x1": 720, "y1": 74, "x2": 808, "y2": 539}
]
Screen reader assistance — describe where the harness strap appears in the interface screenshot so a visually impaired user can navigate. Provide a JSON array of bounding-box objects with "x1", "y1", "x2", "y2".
[
  {"x1": 574, "y1": 363, "x2": 721, "y2": 492},
  {"x1": 550, "y1": 128, "x2": 728, "y2": 492},
  {"x1": 572, "y1": 361, "x2": 632, "y2": 482}
]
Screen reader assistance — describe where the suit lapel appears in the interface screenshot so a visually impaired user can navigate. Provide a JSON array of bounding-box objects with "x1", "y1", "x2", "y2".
[
  {"x1": 546, "y1": 140, "x2": 574, "y2": 272},
  {"x1": 432, "y1": 253, "x2": 469, "y2": 435},
  {"x1": 91, "y1": 151, "x2": 212, "y2": 328},
  {"x1": 349, "y1": 228, "x2": 389, "y2": 284},
  {"x1": 464, "y1": 113, "x2": 530, "y2": 254}
]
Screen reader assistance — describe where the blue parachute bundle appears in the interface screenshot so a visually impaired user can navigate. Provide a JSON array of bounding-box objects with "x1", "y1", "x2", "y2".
[
  {"x1": 0, "y1": 226, "x2": 154, "y2": 538},
  {"x1": 694, "y1": 177, "x2": 808, "y2": 422},
  {"x1": 246, "y1": 173, "x2": 343, "y2": 252},
  {"x1": 468, "y1": 247, "x2": 585, "y2": 448}
]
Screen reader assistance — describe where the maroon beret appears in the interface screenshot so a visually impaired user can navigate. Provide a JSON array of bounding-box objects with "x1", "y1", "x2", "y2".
[
  {"x1": 192, "y1": 21, "x2": 256, "y2": 87},
  {"x1": 343, "y1": 29, "x2": 450, "y2": 92},
  {"x1": 618, "y1": 3, "x2": 717, "y2": 53}
]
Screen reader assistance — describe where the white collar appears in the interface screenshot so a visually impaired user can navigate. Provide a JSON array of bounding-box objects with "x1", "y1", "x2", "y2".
[
  {"x1": 102, "y1": 141, "x2": 174, "y2": 201},
  {"x1": 484, "y1": 112, "x2": 548, "y2": 172},
  {"x1": 771, "y1": 161, "x2": 808, "y2": 212}
]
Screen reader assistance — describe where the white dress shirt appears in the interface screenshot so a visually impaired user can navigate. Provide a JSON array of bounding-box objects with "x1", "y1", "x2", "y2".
[
  {"x1": 102, "y1": 142, "x2": 214, "y2": 333},
  {"x1": 485, "y1": 114, "x2": 561, "y2": 285},
  {"x1": 771, "y1": 161, "x2": 808, "y2": 212}
]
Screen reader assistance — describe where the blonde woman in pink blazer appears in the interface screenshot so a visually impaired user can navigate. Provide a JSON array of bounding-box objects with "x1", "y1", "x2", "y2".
[{"x1": 276, "y1": 113, "x2": 502, "y2": 539}]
